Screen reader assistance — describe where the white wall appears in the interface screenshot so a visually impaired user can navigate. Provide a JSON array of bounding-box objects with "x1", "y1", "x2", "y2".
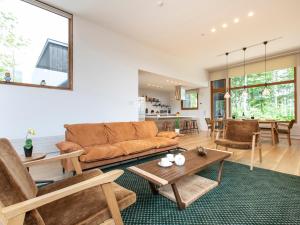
[{"x1": 0, "y1": 16, "x2": 207, "y2": 148}]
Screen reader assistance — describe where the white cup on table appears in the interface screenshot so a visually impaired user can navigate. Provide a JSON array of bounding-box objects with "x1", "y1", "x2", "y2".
[{"x1": 160, "y1": 157, "x2": 170, "y2": 166}]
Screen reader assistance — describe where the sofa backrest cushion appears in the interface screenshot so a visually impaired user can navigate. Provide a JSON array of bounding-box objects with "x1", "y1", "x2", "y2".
[
  {"x1": 132, "y1": 121, "x2": 158, "y2": 139},
  {"x1": 65, "y1": 123, "x2": 108, "y2": 147},
  {"x1": 105, "y1": 122, "x2": 137, "y2": 144}
]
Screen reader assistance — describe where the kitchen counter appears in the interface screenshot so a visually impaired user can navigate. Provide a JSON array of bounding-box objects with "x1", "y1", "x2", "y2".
[
  {"x1": 145, "y1": 115, "x2": 193, "y2": 119},
  {"x1": 145, "y1": 115, "x2": 195, "y2": 131}
]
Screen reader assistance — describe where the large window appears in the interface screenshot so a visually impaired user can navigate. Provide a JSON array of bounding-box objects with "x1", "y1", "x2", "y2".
[
  {"x1": 230, "y1": 67, "x2": 296, "y2": 121},
  {"x1": 0, "y1": 0, "x2": 73, "y2": 90}
]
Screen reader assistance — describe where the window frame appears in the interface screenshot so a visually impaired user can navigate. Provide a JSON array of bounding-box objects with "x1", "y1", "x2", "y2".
[
  {"x1": 229, "y1": 67, "x2": 297, "y2": 122},
  {"x1": 0, "y1": 0, "x2": 73, "y2": 91},
  {"x1": 181, "y1": 89, "x2": 199, "y2": 110}
]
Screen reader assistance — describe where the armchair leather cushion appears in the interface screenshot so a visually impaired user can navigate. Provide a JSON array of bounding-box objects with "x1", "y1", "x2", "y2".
[
  {"x1": 113, "y1": 140, "x2": 156, "y2": 155},
  {"x1": 37, "y1": 169, "x2": 136, "y2": 225},
  {"x1": 0, "y1": 138, "x2": 44, "y2": 225},
  {"x1": 225, "y1": 120, "x2": 259, "y2": 142},
  {"x1": 215, "y1": 138, "x2": 252, "y2": 149},
  {"x1": 80, "y1": 144, "x2": 126, "y2": 162},
  {"x1": 277, "y1": 128, "x2": 289, "y2": 134}
]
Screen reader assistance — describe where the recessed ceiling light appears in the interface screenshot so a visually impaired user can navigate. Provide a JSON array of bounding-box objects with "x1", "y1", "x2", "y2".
[
  {"x1": 234, "y1": 18, "x2": 239, "y2": 23},
  {"x1": 248, "y1": 11, "x2": 254, "y2": 17},
  {"x1": 222, "y1": 23, "x2": 228, "y2": 28},
  {"x1": 211, "y1": 28, "x2": 216, "y2": 33}
]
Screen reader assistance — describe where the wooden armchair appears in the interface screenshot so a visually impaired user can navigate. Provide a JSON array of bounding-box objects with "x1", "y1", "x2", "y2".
[
  {"x1": 215, "y1": 120, "x2": 262, "y2": 170},
  {"x1": 0, "y1": 138, "x2": 136, "y2": 225},
  {"x1": 277, "y1": 119, "x2": 296, "y2": 146}
]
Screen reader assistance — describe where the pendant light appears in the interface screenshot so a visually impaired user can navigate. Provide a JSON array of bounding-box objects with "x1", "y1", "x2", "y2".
[
  {"x1": 242, "y1": 47, "x2": 248, "y2": 98},
  {"x1": 262, "y1": 41, "x2": 270, "y2": 96},
  {"x1": 224, "y1": 52, "x2": 231, "y2": 99}
]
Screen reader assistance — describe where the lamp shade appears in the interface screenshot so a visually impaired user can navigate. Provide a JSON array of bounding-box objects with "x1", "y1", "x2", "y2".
[
  {"x1": 224, "y1": 91, "x2": 231, "y2": 99},
  {"x1": 262, "y1": 87, "x2": 270, "y2": 96}
]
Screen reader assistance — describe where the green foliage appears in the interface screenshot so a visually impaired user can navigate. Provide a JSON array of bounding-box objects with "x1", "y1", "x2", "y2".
[
  {"x1": 175, "y1": 118, "x2": 180, "y2": 129},
  {"x1": 0, "y1": 11, "x2": 29, "y2": 78},
  {"x1": 24, "y1": 139, "x2": 33, "y2": 149},
  {"x1": 230, "y1": 68, "x2": 295, "y2": 121},
  {"x1": 231, "y1": 68, "x2": 294, "y2": 88}
]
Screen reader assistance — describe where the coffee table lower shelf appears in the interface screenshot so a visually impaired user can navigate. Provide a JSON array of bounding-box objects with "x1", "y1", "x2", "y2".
[{"x1": 158, "y1": 175, "x2": 218, "y2": 208}]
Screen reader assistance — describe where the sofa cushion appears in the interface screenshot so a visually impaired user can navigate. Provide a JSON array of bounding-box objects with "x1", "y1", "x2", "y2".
[
  {"x1": 146, "y1": 137, "x2": 178, "y2": 148},
  {"x1": 37, "y1": 169, "x2": 136, "y2": 225},
  {"x1": 215, "y1": 138, "x2": 252, "y2": 149},
  {"x1": 105, "y1": 122, "x2": 137, "y2": 144},
  {"x1": 132, "y1": 121, "x2": 158, "y2": 139},
  {"x1": 113, "y1": 140, "x2": 156, "y2": 155},
  {"x1": 56, "y1": 141, "x2": 82, "y2": 153},
  {"x1": 80, "y1": 144, "x2": 125, "y2": 162},
  {"x1": 64, "y1": 123, "x2": 108, "y2": 147},
  {"x1": 157, "y1": 131, "x2": 178, "y2": 139}
]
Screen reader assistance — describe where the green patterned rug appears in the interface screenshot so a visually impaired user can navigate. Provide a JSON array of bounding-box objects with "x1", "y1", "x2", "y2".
[{"x1": 104, "y1": 155, "x2": 300, "y2": 225}]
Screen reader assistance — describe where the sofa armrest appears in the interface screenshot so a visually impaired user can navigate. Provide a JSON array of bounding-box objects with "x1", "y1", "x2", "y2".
[
  {"x1": 157, "y1": 131, "x2": 178, "y2": 139},
  {"x1": 56, "y1": 141, "x2": 85, "y2": 173},
  {"x1": 56, "y1": 141, "x2": 83, "y2": 153}
]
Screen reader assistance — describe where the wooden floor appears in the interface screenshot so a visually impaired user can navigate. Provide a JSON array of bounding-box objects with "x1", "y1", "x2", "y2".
[
  {"x1": 178, "y1": 131, "x2": 300, "y2": 176},
  {"x1": 29, "y1": 131, "x2": 300, "y2": 181}
]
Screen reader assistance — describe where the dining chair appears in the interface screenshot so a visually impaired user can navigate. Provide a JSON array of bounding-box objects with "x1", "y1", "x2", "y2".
[
  {"x1": 277, "y1": 119, "x2": 296, "y2": 146},
  {"x1": 215, "y1": 120, "x2": 262, "y2": 170},
  {"x1": 0, "y1": 138, "x2": 136, "y2": 225},
  {"x1": 205, "y1": 118, "x2": 213, "y2": 136}
]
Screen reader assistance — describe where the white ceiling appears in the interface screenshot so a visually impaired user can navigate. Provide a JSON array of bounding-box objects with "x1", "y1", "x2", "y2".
[
  {"x1": 139, "y1": 70, "x2": 199, "y2": 92},
  {"x1": 44, "y1": 0, "x2": 300, "y2": 69}
]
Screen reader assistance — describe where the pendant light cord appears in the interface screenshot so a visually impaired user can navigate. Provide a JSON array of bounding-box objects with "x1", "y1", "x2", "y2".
[
  {"x1": 226, "y1": 52, "x2": 229, "y2": 90},
  {"x1": 243, "y1": 47, "x2": 247, "y2": 89},
  {"x1": 264, "y1": 41, "x2": 268, "y2": 84}
]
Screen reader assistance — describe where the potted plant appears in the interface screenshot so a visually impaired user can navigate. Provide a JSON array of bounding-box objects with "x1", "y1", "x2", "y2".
[
  {"x1": 175, "y1": 112, "x2": 180, "y2": 134},
  {"x1": 24, "y1": 128, "x2": 36, "y2": 157}
]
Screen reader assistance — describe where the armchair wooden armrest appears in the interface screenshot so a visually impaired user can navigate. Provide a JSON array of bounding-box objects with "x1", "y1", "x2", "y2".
[
  {"x1": 0, "y1": 170, "x2": 124, "y2": 225},
  {"x1": 23, "y1": 150, "x2": 84, "y2": 175},
  {"x1": 214, "y1": 129, "x2": 224, "y2": 140}
]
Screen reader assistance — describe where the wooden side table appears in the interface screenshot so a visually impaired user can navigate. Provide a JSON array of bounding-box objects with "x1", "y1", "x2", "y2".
[
  {"x1": 20, "y1": 153, "x2": 54, "y2": 185},
  {"x1": 20, "y1": 153, "x2": 47, "y2": 163}
]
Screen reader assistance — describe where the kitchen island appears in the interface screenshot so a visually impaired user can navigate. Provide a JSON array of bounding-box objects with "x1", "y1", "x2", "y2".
[{"x1": 145, "y1": 115, "x2": 194, "y2": 131}]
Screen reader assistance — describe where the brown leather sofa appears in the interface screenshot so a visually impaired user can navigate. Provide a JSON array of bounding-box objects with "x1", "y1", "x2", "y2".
[{"x1": 57, "y1": 121, "x2": 179, "y2": 172}]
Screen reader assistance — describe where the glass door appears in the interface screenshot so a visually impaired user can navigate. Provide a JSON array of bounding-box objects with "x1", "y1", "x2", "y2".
[{"x1": 211, "y1": 79, "x2": 226, "y2": 119}]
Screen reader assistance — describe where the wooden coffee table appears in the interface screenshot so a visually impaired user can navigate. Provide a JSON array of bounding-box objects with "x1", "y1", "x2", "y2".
[{"x1": 128, "y1": 148, "x2": 232, "y2": 209}]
